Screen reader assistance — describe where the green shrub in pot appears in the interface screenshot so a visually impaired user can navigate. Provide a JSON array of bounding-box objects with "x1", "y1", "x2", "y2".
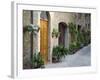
[
  {"x1": 52, "y1": 45, "x2": 68, "y2": 63},
  {"x1": 32, "y1": 52, "x2": 45, "y2": 69}
]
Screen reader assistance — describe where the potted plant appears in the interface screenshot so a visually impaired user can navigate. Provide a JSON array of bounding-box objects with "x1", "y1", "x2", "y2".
[
  {"x1": 52, "y1": 45, "x2": 68, "y2": 63},
  {"x1": 52, "y1": 46, "x2": 60, "y2": 62},
  {"x1": 55, "y1": 32, "x2": 60, "y2": 38},
  {"x1": 32, "y1": 52, "x2": 45, "y2": 69},
  {"x1": 52, "y1": 28, "x2": 60, "y2": 38}
]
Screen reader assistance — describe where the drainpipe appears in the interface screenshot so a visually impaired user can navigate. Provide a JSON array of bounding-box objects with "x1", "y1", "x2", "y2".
[{"x1": 30, "y1": 11, "x2": 33, "y2": 68}]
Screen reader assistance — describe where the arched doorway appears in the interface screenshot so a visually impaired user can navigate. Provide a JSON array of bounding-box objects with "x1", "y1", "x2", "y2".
[
  {"x1": 40, "y1": 11, "x2": 50, "y2": 63},
  {"x1": 59, "y1": 22, "x2": 67, "y2": 47}
]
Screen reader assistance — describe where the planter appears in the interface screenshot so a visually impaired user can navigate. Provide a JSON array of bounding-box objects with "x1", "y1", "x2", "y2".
[
  {"x1": 32, "y1": 52, "x2": 45, "y2": 69},
  {"x1": 52, "y1": 56, "x2": 61, "y2": 63},
  {"x1": 52, "y1": 45, "x2": 68, "y2": 63}
]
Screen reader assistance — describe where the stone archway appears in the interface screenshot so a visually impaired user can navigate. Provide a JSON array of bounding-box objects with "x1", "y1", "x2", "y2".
[{"x1": 59, "y1": 22, "x2": 67, "y2": 48}]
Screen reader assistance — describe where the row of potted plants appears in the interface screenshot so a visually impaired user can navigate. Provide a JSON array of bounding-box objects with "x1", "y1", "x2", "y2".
[
  {"x1": 52, "y1": 41, "x2": 89, "y2": 63},
  {"x1": 52, "y1": 22, "x2": 91, "y2": 62},
  {"x1": 52, "y1": 43, "x2": 80, "y2": 63},
  {"x1": 68, "y1": 22, "x2": 90, "y2": 54}
]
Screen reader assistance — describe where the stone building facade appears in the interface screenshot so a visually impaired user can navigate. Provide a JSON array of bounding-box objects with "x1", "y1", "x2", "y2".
[
  {"x1": 75, "y1": 13, "x2": 91, "y2": 31},
  {"x1": 23, "y1": 10, "x2": 90, "y2": 69}
]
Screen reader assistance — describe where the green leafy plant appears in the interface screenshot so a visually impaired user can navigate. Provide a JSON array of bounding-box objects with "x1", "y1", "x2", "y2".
[
  {"x1": 68, "y1": 43, "x2": 76, "y2": 54},
  {"x1": 68, "y1": 23, "x2": 77, "y2": 43},
  {"x1": 23, "y1": 25, "x2": 40, "y2": 33},
  {"x1": 52, "y1": 45, "x2": 68, "y2": 63},
  {"x1": 32, "y1": 52, "x2": 45, "y2": 69},
  {"x1": 59, "y1": 45, "x2": 68, "y2": 57},
  {"x1": 52, "y1": 28, "x2": 60, "y2": 38},
  {"x1": 68, "y1": 23, "x2": 77, "y2": 34},
  {"x1": 23, "y1": 25, "x2": 33, "y2": 33},
  {"x1": 68, "y1": 22, "x2": 90, "y2": 55},
  {"x1": 52, "y1": 46, "x2": 60, "y2": 62}
]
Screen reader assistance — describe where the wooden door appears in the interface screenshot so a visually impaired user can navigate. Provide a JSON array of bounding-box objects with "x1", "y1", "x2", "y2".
[{"x1": 40, "y1": 19, "x2": 48, "y2": 63}]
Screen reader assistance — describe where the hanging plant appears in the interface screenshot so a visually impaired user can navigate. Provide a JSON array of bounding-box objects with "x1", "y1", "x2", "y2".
[
  {"x1": 23, "y1": 24, "x2": 40, "y2": 34},
  {"x1": 55, "y1": 32, "x2": 60, "y2": 38},
  {"x1": 52, "y1": 28, "x2": 60, "y2": 38},
  {"x1": 52, "y1": 32, "x2": 55, "y2": 38},
  {"x1": 23, "y1": 25, "x2": 34, "y2": 33}
]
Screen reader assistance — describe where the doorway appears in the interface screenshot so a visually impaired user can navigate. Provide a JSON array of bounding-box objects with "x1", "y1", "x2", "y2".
[
  {"x1": 59, "y1": 22, "x2": 67, "y2": 47},
  {"x1": 40, "y1": 11, "x2": 50, "y2": 63}
]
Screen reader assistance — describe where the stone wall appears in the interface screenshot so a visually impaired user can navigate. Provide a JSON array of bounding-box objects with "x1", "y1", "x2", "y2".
[
  {"x1": 50, "y1": 11, "x2": 75, "y2": 48},
  {"x1": 23, "y1": 10, "x2": 40, "y2": 69},
  {"x1": 23, "y1": 10, "x2": 31, "y2": 69},
  {"x1": 75, "y1": 13, "x2": 91, "y2": 30}
]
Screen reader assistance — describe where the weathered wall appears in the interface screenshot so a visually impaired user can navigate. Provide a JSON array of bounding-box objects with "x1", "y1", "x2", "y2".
[
  {"x1": 23, "y1": 10, "x2": 41, "y2": 69},
  {"x1": 75, "y1": 13, "x2": 91, "y2": 30},
  {"x1": 23, "y1": 10, "x2": 31, "y2": 69},
  {"x1": 23, "y1": 10, "x2": 31, "y2": 27},
  {"x1": 49, "y1": 12, "x2": 75, "y2": 62},
  {"x1": 50, "y1": 12, "x2": 75, "y2": 47}
]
